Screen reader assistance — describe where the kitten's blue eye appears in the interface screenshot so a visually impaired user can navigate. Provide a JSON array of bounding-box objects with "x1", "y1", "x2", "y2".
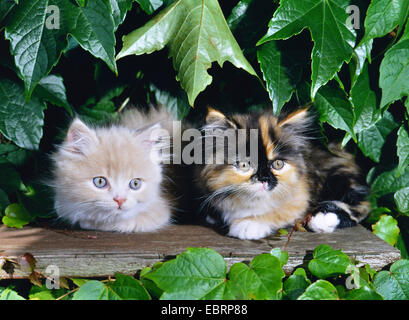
[
  {"x1": 93, "y1": 177, "x2": 107, "y2": 188},
  {"x1": 129, "y1": 178, "x2": 142, "y2": 190}
]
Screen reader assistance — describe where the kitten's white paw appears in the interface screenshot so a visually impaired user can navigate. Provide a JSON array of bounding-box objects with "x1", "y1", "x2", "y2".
[
  {"x1": 228, "y1": 220, "x2": 272, "y2": 240},
  {"x1": 308, "y1": 212, "x2": 339, "y2": 233}
]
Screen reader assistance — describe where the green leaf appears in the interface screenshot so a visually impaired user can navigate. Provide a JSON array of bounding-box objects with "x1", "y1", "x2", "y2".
[
  {"x1": 362, "y1": 0, "x2": 409, "y2": 43},
  {"x1": 135, "y1": 0, "x2": 163, "y2": 14},
  {"x1": 298, "y1": 280, "x2": 339, "y2": 300},
  {"x1": 350, "y1": 62, "x2": 381, "y2": 134},
  {"x1": 0, "y1": 0, "x2": 15, "y2": 23},
  {"x1": 5, "y1": 0, "x2": 117, "y2": 99},
  {"x1": 374, "y1": 259, "x2": 409, "y2": 300},
  {"x1": 357, "y1": 111, "x2": 398, "y2": 162},
  {"x1": 397, "y1": 126, "x2": 409, "y2": 177},
  {"x1": 117, "y1": 0, "x2": 257, "y2": 106},
  {"x1": 35, "y1": 75, "x2": 72, "y2": 116},
  {"x1": 108, "y1": 274, "x2": 151, "y2": 300},
  {"x1": 0, "y1": 144, "x2": 30, "y2": 167},
  {"x1": 29, "y1": 286, "x2": 56, "y2": 300},
  {"x1": 258, "y1": 0, "x2": 356, "y2": 98},
  {"x1": 394, "y1": 187, "x2": 409, "y2": 213},
  {"x1": 283, "y1": 268, "x2": 311, "y2": 300},
  {"x1": 270, "y1": 248, "x2": 289, "y2": 267},
  {"x1": 144, "y1": 247, "x2": 228, "y2": 300},
  {"x1": 111, "y1": 0, "x2": 134, "y2": 29},
  {"x1": 372, "y1": 215, "x2": 400, "y2": 246},
  {"x1": 312, "y1": 84, "x2": 356, "y2": 139},
  {"x1": 257, "y1": 40, "x2": 301, "y2": 115},
  {"x1": 344, "y1": 285, "x2": 383, "y2": 300},
  {"x1": 0, "y1": 288, "x2": 25, "y2": 300},
  {"x1": 149, "y1": 83, "x2": 191, "y2": 120},
  {"x1": 0, "y1": 160, "x2": 24, "y2": 194},
  {"x1": 0, "y1": 79, "x2": 45, "y2": 150},
  {"x1": 2, "y1": 203, "x2": 32, "y2": 228},
  {"x1": 308, "y1": 244, "x2": 351, "y2": 279},
  {"x1": 351, "y1": 40, "x2": 373, "y2": 86},
  {"x1": 228, "y1": 254, "x2": 284, "y2": 300},
  {"x1": 226, "y1": 0, "x2": 252, "y2": 31},
  {"x1": 379, "y1": 38, "x2": 409, "y2": 107},
  {"x1": 72, "y1": 281, "x2": 109, "y2": 300},
  {"x1": 371, "y1": 166, "x2": 409, "y2": 197}
]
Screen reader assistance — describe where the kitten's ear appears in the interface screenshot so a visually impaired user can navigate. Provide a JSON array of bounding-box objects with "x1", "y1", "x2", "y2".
[
  {"x1": 64, "y1": 119, "x2": 98, "y2": 155},
  {"x1": 278, "y1": 107, "x2": 310, "y2": 127},
  {"x1": 205, "y1": 107, "x2": 236, "y2": 129}
]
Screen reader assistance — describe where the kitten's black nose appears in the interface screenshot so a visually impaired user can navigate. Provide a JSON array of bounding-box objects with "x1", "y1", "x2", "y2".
[{"x1": 257, "y1": 176, "x2": 276, "y2": 191}]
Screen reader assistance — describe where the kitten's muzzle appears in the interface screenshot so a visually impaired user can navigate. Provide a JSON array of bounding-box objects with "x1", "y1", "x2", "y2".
[{"x1": 113, "y1": 196, "x2": 127, "y2": 209}]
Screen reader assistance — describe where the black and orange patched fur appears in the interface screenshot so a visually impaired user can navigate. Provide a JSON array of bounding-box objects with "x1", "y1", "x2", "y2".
[{"x1": 194, "y1": 107, "x2": 370, "y2": 240}]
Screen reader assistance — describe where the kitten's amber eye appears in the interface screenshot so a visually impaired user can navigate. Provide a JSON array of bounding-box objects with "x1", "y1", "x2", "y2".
[
  {"x1": 129, "y1": 178, "x2": 142, "y2": 190},
  {"x1": 93, "y1": 177, "x2": 107, "y2": 188},
  {"x1": 236, "y1": 161, "x2": 250, "y2": 172},
  {"x1": 271, "y1": 159, "x2": 285, "y2": 170}
]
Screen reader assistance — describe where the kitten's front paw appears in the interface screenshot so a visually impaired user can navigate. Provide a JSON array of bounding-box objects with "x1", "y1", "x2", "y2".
[
  {"x1": 228, "y1": 220, "x2": 272, "y2": 240},
  {"x1": 308, "y1": 212, "x2": 339, "y2": 233}
]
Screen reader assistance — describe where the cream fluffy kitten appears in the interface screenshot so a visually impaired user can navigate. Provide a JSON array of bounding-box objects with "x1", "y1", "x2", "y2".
[{"x1": 51, "y1": 108, "x2": 173, "y2": 232}]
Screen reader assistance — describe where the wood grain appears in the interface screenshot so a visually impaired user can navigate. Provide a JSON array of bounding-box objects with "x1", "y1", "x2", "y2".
[{"x1": 0, "y1": 224, "x2": 401, "y2": 278}]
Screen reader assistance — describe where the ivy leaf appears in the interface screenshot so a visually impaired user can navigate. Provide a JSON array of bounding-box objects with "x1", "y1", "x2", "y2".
[
  {"x1": 357, "y1": 111, "x2": 398, "y2": 163},
  {"x1": 144, "y1": 248, "x2": 229, "y2": 300},
  {"x1": 5, "y1": 0, "x2": 117, "y2": 99},
  {"x1": 228, "y1": 254, "x2": 284, "y2": 300},
  {"x1": 350, "y1": 62, "x2": 380, "y2": 134},
  {"x1": 0, "y1": 78, "x2": 45, "y2": 150},
  {"x1": 111, "y1": 0, "x2": 134, "y2": 29},
  {"x1": 396, "y1": 126, "x2": 409, "y2": 177},
  {"x1": 362, "y1": 0, "x2": 409, "y2": 43},
  {"x1": 149, "y1": 83, "x2": 191, "y2": 120},
  {"x1": 351, "y1": 40, "x2": 373, "y2": 86},
  {"x1": 35, "y1": 75, "x2": 72, "y2": 116},
  {"x1": 270, "y1": 248, "x2": 289, "y2": 267},
  {"x1": 0, "y1": 160, "x2": 24, "y2": 194},
  {"x1": 258, "y1": 0, "x2": 356, "y2": 98},
  {"x1": 374, "y1": 259, "x2": 409, "y2": 300},
  {"x1": 108, "y1": 274, "x2": 151, "y2": 300},
  {"x1": 372, "y1": 215, "x2": 400, "y2": 246},
  {"x1": 312, "y1": 84, "x2": 356, "y2": 140},
  {"x1": 379, "y1": 38, "x2": 409, "y2": 107},
  {"x1": 0, "y1": 288, "x2": 25, "y2": 300},
  {"x1": 72, "y1": 281, "x2": 109, "y2": 300},
  {"x1": 117, "y1": 0, "x2": 257, "y2": 106},
  {"x1": 297, "y1": 280, "x2": 339, "y2": 300},
  {"x1": 0, "y1": 0, "x2": 15, "y2": 23},
  {"x1": 257, "y1": 40, "x2": 301, "y2": 115},
  {"x1": 283, "y1": 268, "x2": 311, "y2": 300},
  {"x1": 2, "y1": 203, "x2": 32, "y2": 228},
  {"x1": 344, "y1": 285, "x2": 383, "y2": 300},
  {"x1": 308, "y1": 244, "x2": 351, "y2": 279},
  {"x1": 371, "y1": 166, "x2": 409, "y2": 197},
  {"x1": 135, "y1": 0, "x2": 163, "y2": 15},
  {"x1": 394, "y1": 187, "x2": 409, "y2": 214}
]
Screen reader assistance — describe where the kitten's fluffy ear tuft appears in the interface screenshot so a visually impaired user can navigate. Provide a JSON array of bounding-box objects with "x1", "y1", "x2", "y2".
[
  {"x1": 64, "y1": 118, "x2": 98, "y2": 155},
  {"x1": 278, "y1": 107, "x2": 310, "y2": 127},
  {"x1": 205, "y1": 107, "x2": 236, "y2": 129},
  {"x1": 206, "y1": 107, "x2": 227, "y2": 123}
]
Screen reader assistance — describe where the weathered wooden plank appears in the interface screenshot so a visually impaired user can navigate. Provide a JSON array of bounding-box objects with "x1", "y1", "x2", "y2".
[{"x1": 0, "y1": 224, "x2": 401, "y2": 278}]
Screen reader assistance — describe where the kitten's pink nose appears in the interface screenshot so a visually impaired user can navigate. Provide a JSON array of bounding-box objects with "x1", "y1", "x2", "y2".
[{"x1": 113, "y1": 196, "x2": 126, "y2": 208}]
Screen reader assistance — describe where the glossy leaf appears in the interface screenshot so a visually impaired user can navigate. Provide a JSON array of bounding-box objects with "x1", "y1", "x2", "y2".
[
  {"x1": 258, "y1": 0, "x2": 356, "y2": 97},
  {"x1": 298, "y1": 280, "x2": 339, "y2": 300},
  {"x1": 372, "y1": 215, "x2": 400, "y2": 246},
  {"x1": 308, "y1": 244, "x2": 351, "y2": 279},
  {"x1": 117, "y1": 0, "x2": 257, "y2": 106},
  {"x1": 374, "y1": 259, "x2": 409, "y2": 300},
  {"x1": 396, "y1": 126, "x2": 409, "y2": 177}
]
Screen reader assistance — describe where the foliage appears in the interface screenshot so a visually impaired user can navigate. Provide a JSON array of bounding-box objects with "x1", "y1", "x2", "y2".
[
  {"x1": 0, "y1": 0, "x2": 409, "y2": 299},
  {"x1": 1, "y1": 245, "x2": 408, "y2": 300}
]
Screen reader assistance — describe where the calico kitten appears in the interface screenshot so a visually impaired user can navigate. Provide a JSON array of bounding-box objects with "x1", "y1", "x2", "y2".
[
  {"x1": 51, "y1": 108, "x2": 173, "y2": 233},
  {"x1": 196, "y1": 107, "x2": 370, "y2": 240}
]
